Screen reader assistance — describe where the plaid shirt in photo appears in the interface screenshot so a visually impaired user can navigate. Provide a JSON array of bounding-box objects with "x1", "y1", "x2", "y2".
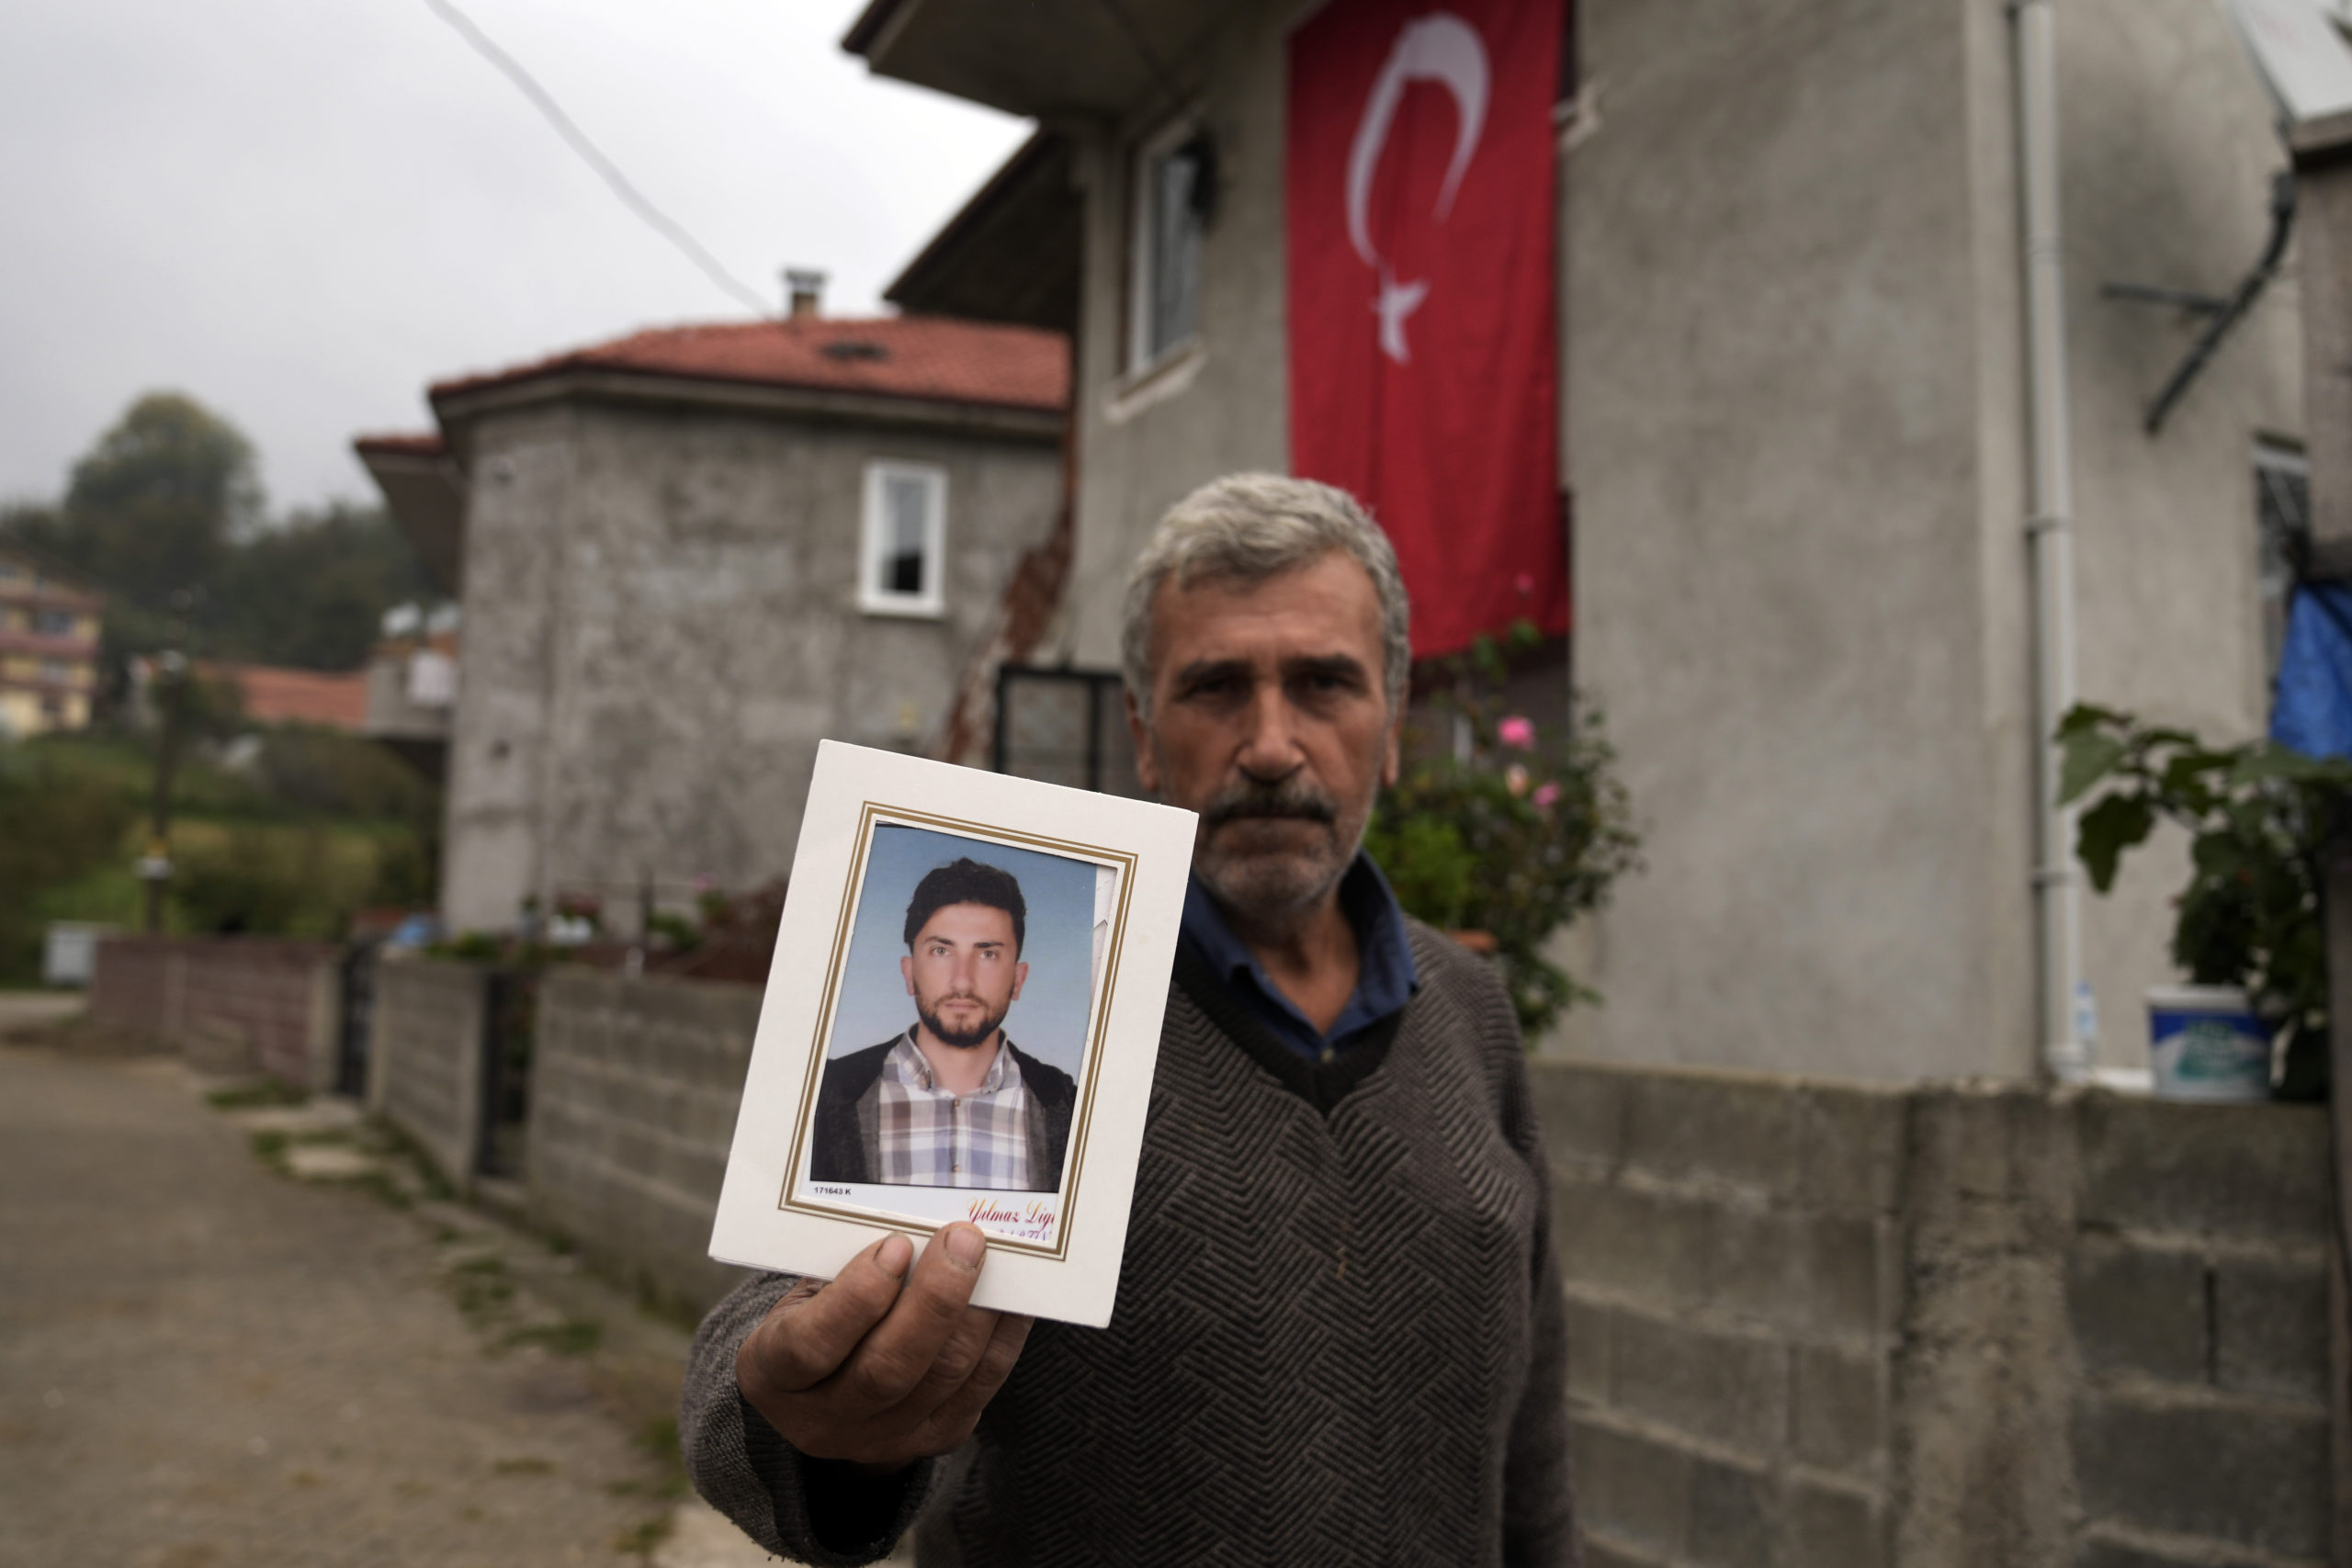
[{"x1": 876, "y1": 1031, "x2": 1034, "y2": 1189}]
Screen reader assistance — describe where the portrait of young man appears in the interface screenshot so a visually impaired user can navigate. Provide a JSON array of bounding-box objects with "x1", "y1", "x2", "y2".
[
  {"x1": 683, "y1": 474, "x2": 1577, "y2": 1567},
  {"x1": 806, "y1": 856, "x2": 1077, "y2": 1194}
]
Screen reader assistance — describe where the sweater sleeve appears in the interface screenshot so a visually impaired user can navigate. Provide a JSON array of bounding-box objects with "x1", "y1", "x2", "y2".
[
  {"x1": 1500, "y1": 1076, "x2": 1582, "y2": 1568},
  {"x1": 678, "y1": 1270, "x2": 940, "y2": 1565},
  {"x1": 1464, "y1": 950, "x2": 1581, "y2": 1568}
]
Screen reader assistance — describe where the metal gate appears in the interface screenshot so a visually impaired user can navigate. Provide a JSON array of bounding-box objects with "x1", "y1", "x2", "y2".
[{"x1": 991, "y1": 666, "x2": 1144, "y2": 795}]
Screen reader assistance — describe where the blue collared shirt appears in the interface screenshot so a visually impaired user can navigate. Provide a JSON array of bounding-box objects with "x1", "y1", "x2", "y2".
[{"x1": 1179, "y1": 853, "x2": 1420, "y2": 1061}]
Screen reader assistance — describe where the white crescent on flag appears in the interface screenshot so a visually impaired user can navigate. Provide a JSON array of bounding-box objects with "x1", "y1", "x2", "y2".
[{"x1": 1344, "y1": 12, "x2": 1490, "y2": 365}]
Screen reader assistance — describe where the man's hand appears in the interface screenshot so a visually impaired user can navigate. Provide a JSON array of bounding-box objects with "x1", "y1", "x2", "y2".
[{"x1": 735, "y1": 1224, "x2": 1033, "y2": 1473}]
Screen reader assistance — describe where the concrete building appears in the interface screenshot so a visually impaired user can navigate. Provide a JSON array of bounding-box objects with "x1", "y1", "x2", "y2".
[
  {"x1": 358, "y1": 305, "x2": 1069, "y2": 936},
  {"x1": 0, "y1": 546, "x2": 102, "y2": 737},
  {"x1": 849, "y1": 0, "x2": 2308, "y2": 1083}
]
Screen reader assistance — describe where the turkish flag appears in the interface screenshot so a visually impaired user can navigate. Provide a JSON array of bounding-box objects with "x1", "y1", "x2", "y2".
[{"x1": 1287, "y1": 0, "x2": 1566, "y2": 659}]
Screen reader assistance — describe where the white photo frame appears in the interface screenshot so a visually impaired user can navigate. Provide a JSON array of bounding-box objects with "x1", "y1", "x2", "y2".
[{"x1": 708, "y1": 740, "x2": 1196, "y2": 1327}]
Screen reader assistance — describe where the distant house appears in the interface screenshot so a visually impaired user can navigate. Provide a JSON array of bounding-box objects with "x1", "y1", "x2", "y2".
[
  {"x1": 0, "y1": 547, "x2": 102, "y2": 737},
  {"x1": 356, "y1": 288, "x2": 1069, "y2": 935},
  {"x1": 129, "y1": 656, "x2": 372, "y2": 731}
]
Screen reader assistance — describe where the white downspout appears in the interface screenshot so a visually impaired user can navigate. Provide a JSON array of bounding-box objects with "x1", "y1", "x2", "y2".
[{"x1": 2016, "y1": 0, "x2": 2090, "y2": 1080}]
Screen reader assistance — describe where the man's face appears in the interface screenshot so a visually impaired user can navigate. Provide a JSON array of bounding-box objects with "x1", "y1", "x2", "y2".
[
  {"x1": 1129, "y1": 550, "x2": 1400, "y2": 919},
  {"x1": 900, "y1": 901, "x2": 1028, "y2": 1049}
]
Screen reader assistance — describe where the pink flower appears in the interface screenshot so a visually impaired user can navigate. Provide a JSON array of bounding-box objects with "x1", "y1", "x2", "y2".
[
  {"x1": 1532, "y1": 782, "x2": 1560, "y2": 810},
  {"x1": 1498, "y1": 715, "x2": 1535, "y2": 750},
  {"x1": 1513, "y1": 571, "x2": 1536, "y2": 597},
  {"x1": 1506, "y1": 764, "x2": 1531, "y2": 797}
]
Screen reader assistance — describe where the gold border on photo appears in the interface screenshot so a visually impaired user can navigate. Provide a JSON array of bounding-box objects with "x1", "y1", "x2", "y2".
[{"x1": 775, "y1": 802, "x2": 1139, "y2": 1261}]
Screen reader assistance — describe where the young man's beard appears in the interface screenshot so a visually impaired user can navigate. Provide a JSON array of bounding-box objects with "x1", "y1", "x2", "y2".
[{"x1": 917, "y1": 997, "x2": 1010, "y2": 1050}]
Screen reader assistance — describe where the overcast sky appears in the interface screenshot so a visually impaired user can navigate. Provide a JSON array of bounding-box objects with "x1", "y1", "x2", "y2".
[{"x1": 0, "y1": 0, "x2": 1029, "y2": 513}]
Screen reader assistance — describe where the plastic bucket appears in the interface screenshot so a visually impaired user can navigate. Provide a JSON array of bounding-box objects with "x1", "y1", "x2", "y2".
[{"x1": 2144, "y1": 986, "x2": 2272, "y2": 1102}]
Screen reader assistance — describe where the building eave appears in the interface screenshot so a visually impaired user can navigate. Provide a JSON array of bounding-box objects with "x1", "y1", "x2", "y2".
[
  {"x1": 842, "y1": 0, "x2": 1238, "y2": 120},
  {"x1": 885, "y1": 130, "x2": 1082, "y2": 333},
  {"x1": 429, "y1": 366, "x2": 1069, "y2": 445}
]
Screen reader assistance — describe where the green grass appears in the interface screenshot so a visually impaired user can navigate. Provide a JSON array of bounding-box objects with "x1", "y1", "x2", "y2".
[{"x1": 206, "y1": 1079, "x2": 309, "y2": 1111}]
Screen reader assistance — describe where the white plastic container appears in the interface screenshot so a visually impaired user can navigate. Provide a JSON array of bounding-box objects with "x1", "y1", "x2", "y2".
[{"x1": 2143, "y1": 986, "x2": 2272, "y2": 1102}]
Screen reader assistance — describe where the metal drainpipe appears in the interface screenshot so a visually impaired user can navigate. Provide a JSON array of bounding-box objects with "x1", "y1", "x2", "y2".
[{"x1": 2016, "y1": 0, "x2": 2090, "y2": 1081}]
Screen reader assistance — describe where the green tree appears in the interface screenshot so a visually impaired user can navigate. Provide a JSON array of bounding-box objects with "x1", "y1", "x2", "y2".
[
  {"x1": 210, "y1": 502, "x2": 436, "y2": 671},
  {"x1": 58, "y1": 392, "x2": 261, "y2": 616}
]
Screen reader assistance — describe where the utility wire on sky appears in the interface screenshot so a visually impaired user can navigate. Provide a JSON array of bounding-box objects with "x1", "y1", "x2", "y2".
[{"x1": 419, "y1": 0, "x2": 774, "y2": 318}]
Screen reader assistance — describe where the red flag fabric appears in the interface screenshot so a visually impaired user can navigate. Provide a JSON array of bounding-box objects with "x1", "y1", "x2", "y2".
[{"x1": 1287, "y1": 0, "x2": 1566, "y2": 659}]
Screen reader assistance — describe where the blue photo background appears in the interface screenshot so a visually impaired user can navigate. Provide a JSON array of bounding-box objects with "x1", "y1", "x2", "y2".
[{"x1": 825, "y1": 823, "x2": 1102, "y2": 1080}]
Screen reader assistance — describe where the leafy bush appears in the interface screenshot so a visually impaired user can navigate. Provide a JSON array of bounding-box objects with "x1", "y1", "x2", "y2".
[
  {"x1": 2057, "y1": 703, "x2": 2352, "y2": 1088},
  {"x1": 1363, "y1": 627, "x2": 1640, "y2": 1036},
  {"x1": 0, "y1": 743, "x2": 137, "y2": 978},
  {"x1": 171, "y1": 826, "x2": 323, "y2": 934}
]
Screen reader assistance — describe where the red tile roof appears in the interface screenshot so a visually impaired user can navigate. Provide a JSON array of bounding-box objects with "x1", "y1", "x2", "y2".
[
  {"x1": 431, "y1": 314, "x2": 1069, "y2": 412},
  {"x1": 211, "y1": 662, "x2": 371, "y2": 730}
]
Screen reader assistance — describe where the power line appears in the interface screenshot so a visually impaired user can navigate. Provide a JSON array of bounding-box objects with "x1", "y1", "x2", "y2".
[{"x1": 420, "y1": 0, "x2": 774, "y2": 318}]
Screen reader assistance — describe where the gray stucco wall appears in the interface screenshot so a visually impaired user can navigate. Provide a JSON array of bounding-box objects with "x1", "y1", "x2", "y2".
[
  {"x1": 440, "y1": 395, "x2": 1063, "y2": 933},
  {"x1": 1055, "y1": 7, "x2": 1296, "y2": 671},
  {"x1": 1559, "y1": 0, "x2": 2299, "y2": 1078}
]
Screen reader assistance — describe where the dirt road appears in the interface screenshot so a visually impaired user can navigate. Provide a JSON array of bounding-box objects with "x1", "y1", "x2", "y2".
[{"x1": 0, "y1": 1006, "x2": 769, "y2": 1568}]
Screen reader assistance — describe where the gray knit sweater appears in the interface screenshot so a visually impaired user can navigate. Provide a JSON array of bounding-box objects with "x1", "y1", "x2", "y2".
[{"x1": 680, "y1": 920, "x2": 1579, "y2": 1566}]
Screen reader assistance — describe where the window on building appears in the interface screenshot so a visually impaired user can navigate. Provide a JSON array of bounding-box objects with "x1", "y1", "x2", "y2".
[
  {"x1": 32, "y1": 608, "x2": 74, "y2": 637},
  {"x1": 859, "y1": 461, "x2": 946, "y2": 617},
  {"x1": 1129, "y1": 115, "x2": 1207, "y2": 371},
  {"x1": 2256, "y1": 441, "x2": 2310, "y2": 685}
]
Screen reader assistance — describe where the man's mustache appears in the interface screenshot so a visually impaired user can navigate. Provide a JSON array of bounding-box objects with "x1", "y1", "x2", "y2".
[{"x1": 1201, "y1": 782, "x2": 1339, "y2": 830}]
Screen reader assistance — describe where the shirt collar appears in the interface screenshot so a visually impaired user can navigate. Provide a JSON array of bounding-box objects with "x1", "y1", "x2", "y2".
[
  {"x1": 1179, "y1": 852, "x2": 1419, "y2": 1048},
  {"x1": 888, "y1": 1029, "x2": 1021, "y2": 1094}
]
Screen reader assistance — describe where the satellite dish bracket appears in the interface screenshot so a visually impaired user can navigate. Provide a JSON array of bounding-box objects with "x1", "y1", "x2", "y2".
[{"x1": 2102, "y1": 169, "x2": 2297, "y2": 435}]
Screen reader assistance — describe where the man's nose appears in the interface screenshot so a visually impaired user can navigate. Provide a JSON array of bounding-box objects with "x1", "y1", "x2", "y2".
[{"x1": 1235, "y1": 682, "x2": 1303, "y2": 780}]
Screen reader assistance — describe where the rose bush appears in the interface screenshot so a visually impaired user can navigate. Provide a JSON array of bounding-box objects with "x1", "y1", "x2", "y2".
[{"x1": 1363, "y1": 625, "x2": 1640, "y2": 1036}]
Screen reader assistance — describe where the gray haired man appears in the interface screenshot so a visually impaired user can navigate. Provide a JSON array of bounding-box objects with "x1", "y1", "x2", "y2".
[{"x1": 681, "y1": 474, "x2": 1579, "y2": 1567}]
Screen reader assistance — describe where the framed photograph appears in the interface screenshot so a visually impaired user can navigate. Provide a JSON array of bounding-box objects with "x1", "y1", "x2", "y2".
[{"x1": 708, "y1": 740, "x2": 1195, "y2": 1327}]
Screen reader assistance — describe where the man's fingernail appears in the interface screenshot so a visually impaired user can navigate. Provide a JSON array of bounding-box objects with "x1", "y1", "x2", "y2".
[
  {"x1": 944, "y1": 1225, "x2": 987, "y2": 1270},
  {"x1": 876, "y1": 1235, "x2": 913, "y2": 1278}
]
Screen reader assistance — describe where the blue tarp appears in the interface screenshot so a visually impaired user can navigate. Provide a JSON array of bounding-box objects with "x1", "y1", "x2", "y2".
[{"x1": 2270, "y1": 581, "x2": 2352, "y2": 760}]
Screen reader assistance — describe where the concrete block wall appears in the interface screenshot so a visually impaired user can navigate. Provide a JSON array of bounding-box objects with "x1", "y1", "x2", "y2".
[
  {"x1": 368, "y1": 957, "x2": 491, "y2": 1196},
  {"x1": 1534, "y1": 1061, "x2": 2337, "y2": 1568},
  {"x1": 526, "y1": 969, "x2": 759, "y2": 1315},
  {"x1": 87, "y1": 935, "x2": 340, "y2": 1086},
  {"x1": 2064, "y1": 1096, "x2": 2335, "y2": 1567},
  {"x1": 1539, "y1": 1064, "x2": 1907, "y2": 1568}
]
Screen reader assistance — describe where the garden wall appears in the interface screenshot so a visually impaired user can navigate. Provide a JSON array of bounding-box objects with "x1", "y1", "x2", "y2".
[
  {"x1": 1540, "y1": 1061, "x2": 2337, "y2": 1568},
  {"x1": 526, "y1": 968, "x2": 759, "y2": 1314},
  {"x1": 368, "y1": 957, "x2": 492, "y2": 1196},
  {"x1": 86, "y1": 934, "x2": 340, "y2": 1086}
]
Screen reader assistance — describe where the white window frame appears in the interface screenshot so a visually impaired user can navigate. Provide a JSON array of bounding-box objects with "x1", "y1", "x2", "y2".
[
  {"x1": 1127, "y1": 111, "x2": 1205, "y2": 374},
  {"x1": 858, "y1": 460, "x2": 948, "y2": 619}
]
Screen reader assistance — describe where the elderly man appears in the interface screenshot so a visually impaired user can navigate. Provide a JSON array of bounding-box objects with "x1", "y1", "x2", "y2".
[{"x1": 681, "y1": 474, "x2": 1577, "y2": 1566}]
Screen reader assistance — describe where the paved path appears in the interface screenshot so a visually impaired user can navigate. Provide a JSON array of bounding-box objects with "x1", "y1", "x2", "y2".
[{"x1": 0, "y1": 1021, "x2": 773, "y2": 1568}]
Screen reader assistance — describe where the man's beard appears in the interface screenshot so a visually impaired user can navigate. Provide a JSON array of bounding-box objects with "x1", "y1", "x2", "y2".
[
  {"x1": 1193, "y1": 776, "x2": 1363, "y2": 919},
  {"x1": 916, "y1": 995, "x2": 1010, "y2": 1050}
]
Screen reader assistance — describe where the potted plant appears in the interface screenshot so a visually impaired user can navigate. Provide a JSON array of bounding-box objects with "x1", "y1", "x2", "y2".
[
  {"x1": 1363, "y1": 624, "x2": 1641, "y2": 1038},
  {"x1": 2055, "y1": 702, "x2": 2352, "y2": 1099}
]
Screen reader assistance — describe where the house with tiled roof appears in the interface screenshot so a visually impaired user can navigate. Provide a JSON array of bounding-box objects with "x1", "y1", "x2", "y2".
[{"x1": 356, "y1": 282, "x2": 1069, "y2": 935}]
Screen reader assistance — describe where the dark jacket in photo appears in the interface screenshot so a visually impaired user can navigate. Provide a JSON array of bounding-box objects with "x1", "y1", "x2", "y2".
[{"x1": 806, "y1": 1036, "x2": 1078, "y2": 1192}]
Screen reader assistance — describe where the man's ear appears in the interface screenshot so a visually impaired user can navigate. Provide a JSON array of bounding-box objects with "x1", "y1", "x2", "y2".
[
  {"x1": 1381, "y1": 706, "x2": 1404, "y2": 789},
  {"x1": 1010, "y1": 960, "x2": 1028, "y2": 1001},
  {"x1": 899, "y1": 953, "x2": 915, "y2": 996},
  {"x1": 1125, "y1": 687, "x2": 1161, "y2": 795}
]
